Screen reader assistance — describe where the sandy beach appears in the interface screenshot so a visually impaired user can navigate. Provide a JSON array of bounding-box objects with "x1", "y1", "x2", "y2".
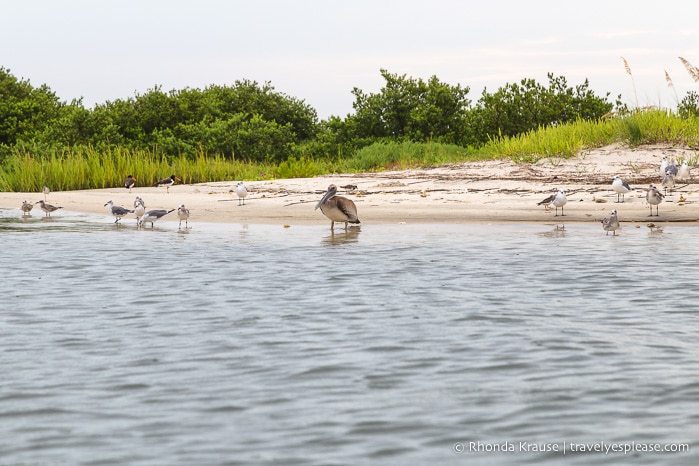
[{"x1": 1, "y1": 143, "x2": 697, "y2": 226}]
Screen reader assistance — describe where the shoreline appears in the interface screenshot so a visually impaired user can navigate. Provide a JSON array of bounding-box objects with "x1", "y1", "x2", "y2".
[{"x1": 1, "y1": 143, "x2": 697, "y2": 226}]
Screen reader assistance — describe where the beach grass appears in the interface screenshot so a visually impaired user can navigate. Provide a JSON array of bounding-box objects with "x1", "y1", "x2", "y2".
[{"x1": 1, "y1": 110, "x2": 697, "y2": 192}]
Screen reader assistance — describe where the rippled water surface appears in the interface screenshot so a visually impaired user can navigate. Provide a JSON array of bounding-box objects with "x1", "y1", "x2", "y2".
[{"x1": 1, "y1": 209, "x2": 698, "y2": 465}]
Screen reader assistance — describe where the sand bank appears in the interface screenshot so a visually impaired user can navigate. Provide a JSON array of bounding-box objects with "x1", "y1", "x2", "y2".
[{"x1": 1, "y1": 144, "x2": 697, "y2": 226}]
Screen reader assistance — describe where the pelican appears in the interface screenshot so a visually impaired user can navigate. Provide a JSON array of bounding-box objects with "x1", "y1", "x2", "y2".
[
  {"x1": 155, "y1": 175, "x2": 181, "y2": 193},
  {"x1": 104, "y1": 200, "x2": 134, "y2": 223},
  {"x1": 315, "y1": 184, "x2": 361, "y2": 230},
  {"x1": 646, "y1": 184, "x2": 664, "y2": 216},
  {"x1": 42, "y1": 185, "x2": 50, "y2": 201},
  {"x1": 602, "y1": 209, "x2": 620, "y2": 235},
  {"x1": 177, "y1": 204, "x2": 190, "y2": 228},
  {"x1": 21, "y1": 200, "x2": 33, "y2": 215},
  {"x1": 35, "y1": 200, "x2": 62, "y2": 217},
  {"x1": 611, "y1": 175, "x2": 631, "y2": 203},
  {"x1": 124, "y1": 175, "x2": 137, "y2": 192},
  {"x1": 235, "y1": 181, "x2": 248, "y2": 206},
  {"x1": 139, "y1": 209, "x2": 175, "y2": 228}
]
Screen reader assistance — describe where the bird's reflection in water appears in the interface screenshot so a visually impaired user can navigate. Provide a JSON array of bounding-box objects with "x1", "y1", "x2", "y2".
[
  {"x1": 322, "y1": 227, "x2": 361, "y2": 245},
  {"x1": 537, "y1": 224, "x2": 566, "y2": 238}
]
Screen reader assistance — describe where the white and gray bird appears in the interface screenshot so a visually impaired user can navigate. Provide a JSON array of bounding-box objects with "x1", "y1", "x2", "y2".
[
  {"x1": 42, "y1": 185, "x2": 50, "y2": 202},
  {"x1": 661, "y1": 172, "x2": 675, "y2": 196},
  {"x1": 646, "y1": 184, "x2": 664, "y2": 216},
  {"x1": 21, "y1": 200, "x2": 33, "y2": 216},
  {"x1": 139, "y1": 208, "x2": 175, "y2": 228},
  {"x1": 235, "y1": 181, "x2": 248, "y2": 206},
  {"x1": 602, "y1": 209, "x2": 620, "y2": 235},
  {"x1": 665, "y1": 159, "x2": 678, "y2": 176},
  {"x1": 315, "y1": 184, "x2": 361, "y2": 230},
  {"x1": 677, "y1": 161, "x2": 691, "y2": 181},
  {"x1": 551, "y1": 189, "x2": 567, "y2": 216},
  {"x1": 537, "y1": 193, "x2": 554, "y2": 210},
  {"x1": 104, "y1": 200, "x2": 134, "y2": 223},
  {"x1": 177, "y1": 204, "x2": 190, "y2": 228},
  {"x1": 35, "y1": 200, "x2": 62, "y2": 217},
  {"x1": 659, "y1": 155, "x2": 668, "y2": 177},
  {"x1": 611, "y1": 175, "x2": 632, "y2": 203}
]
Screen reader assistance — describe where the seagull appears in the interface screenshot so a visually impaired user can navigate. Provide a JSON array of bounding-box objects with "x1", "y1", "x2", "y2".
[
  {"x1": 104, "y1": 200, "x2": 134, "y2": 223},
  {"x1": 35, "y1": 200, "x2": 62, "y2": 217},
  {"x1": 611, "y1": 175, "x2": 632, "y2": 203},
  {"x1": 646, "y1": 184, "x2": 664, "y2": 216},
  {"x1": 678, "y1": 161, "x2": 691, "y2": 181},
  {"x1": 602, "y1": 209, "x2": 620, "y2": 235},
  {"x1": 235, "y1": 181, "x2": 248, "y2": 206},
  {"x1": 155, "y1": 175, "x2": 181, "y2": 193},
  {"x1": 21, "y1": 200, "x2": 33, "y2": 216},
  {"x1": 42, "y1": 185, "x2": 50, "y2": 201},
  {"x1": 537, "y1": 193, "x2": 554, "y2": 210},
  {"x1": 315, "y1": 184, "x2": 361, "y2": 230},
  {"x1": 177, "y1": 204, "x2": 190, "y2": 228},
  {"x1": 124, "y1": 175, "x2": 137, "y2": 192},
  {"x1": 659, "y1": 155, "x2": 668, "y2": 177},
  {"x1": 665, "y1": 159, "x2": 678, "y2": 177},
  {"x1": 134, "y1": 198, "x2": 146, "y2": 225},
  {"x1": 547, "y1": 189, "x2": 567, "y2": 217},
  {"x1": 661, "y1": 171, "x2": 675, "y2": 196},
  {"x1": 139, "y1": 209, "x2": 175, "y2": 228}
]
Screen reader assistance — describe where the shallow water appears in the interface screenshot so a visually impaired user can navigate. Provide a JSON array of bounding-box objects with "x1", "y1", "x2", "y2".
[{"x1": 1, "y1": 209, "x2": 697, "y2": 465}]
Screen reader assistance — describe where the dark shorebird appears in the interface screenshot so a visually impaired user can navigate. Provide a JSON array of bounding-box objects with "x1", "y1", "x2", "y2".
[
  {"x1": 646, "y1": 184, "x2": 664, "y2": 216},
  {"x1": 602, "y1": 209, "x2": 620, "y2": 235},
  {"x1": 177, "y1": 204, "x2": 190, "y2": 228},
  {"x1": 155, "y1": 175, "x2": 181, "y2": 193},
  {"x1": 35, "y1": 200, "x2": 62, "y2": 217},
  {"x1": 124, "y1": 175, "x2": 137, "y2": 192},
  {"x1": 235, "y1": 181, "x2": 248, "y2": 206},
  {"x1": 21, "y1": 200, "x2": 33, "y2": 216},
  {"x1": 611, "y1": 175, "x2": 632, "y2": 203},
  {"x1": 314, "y1": 184, "x2": 361, "y2": 230},
  {"x1": 104, "y1": 200, "x2": 134, "y2": 223},
  {"x1": 537, "y1": 194, "x2": 553, "y2": 211},
  {"x1": 42, "y1": 185, "x2": 50, "y2": 201},
  {"x1": 139, "y1": 209, "x2": 175, "y2": 228}
]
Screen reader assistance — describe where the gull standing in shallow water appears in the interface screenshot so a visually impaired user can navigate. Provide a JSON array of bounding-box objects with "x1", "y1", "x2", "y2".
[
  {"x1": 602, "y1": 209, "x2": 620, "y2": 235},
  {"x1": 315, "y1": 184, "x2": 361, "y2": 230},
  {"x1": 646, "y1": 184, "x2": 664, "y2": 216},
  {"x1": 139, "y1": 209, "x2": 175, "y2": 228},
  {"x1": 155, "y1": 175, "x2": 181, "y2": 193},
  {"x1": 134, "y1": 197, "x2": 146, "y2": 225},
  {"x1": 35, "y1": 200, "x2": 62, "y2": 217},
  {"x1": 104, "y1": 200, "x2": 134, "y2": 223},
  {"x1": 21, "y1": 200, "x2": 33, "y2": 216},
  {"x1": 611, "y1": 175, "x2": 632, "y2": 203},
  {"x1": 177, "y1": 204, "x2": 190, "y2": 228},
  {"x1": 235, "y1": 181, "x2": 248, "y2": 206}
]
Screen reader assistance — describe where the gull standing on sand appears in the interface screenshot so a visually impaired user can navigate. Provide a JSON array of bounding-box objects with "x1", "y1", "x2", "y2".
[
  {"x1": 646, "y1": 184, "x2": 664, "y2": 216},
  {"x1": 661, "y1": 171, "x2": 675, "y2": 196},
  {"x1": 35, "y1": 200, "x2": 62, "y2": 217},
  {"x1": 235, "y1": 181, "x2": 248, "y2": 206},
  {"x1": 177, "y1": 204, "x2": 190, "y2": 228},
  {"x1": 551, "y1": 189, "x2": 567, "y2": 216},
  {"x1": 104, "y1": 200, "x2": 134, "y2": 223},
  {"x1": 659, "y1": 155, "x2": 668, "y2": 177},
  {"x1": 139, "y1": 208, "x2": 175, "y2": 228},
  {"x1": 124, "y1": 175, "x2": 136, "y2": 192},
  {"x1": 537, "y1": 193, "x2": 554, "y2": 210},
  {"x1": 678, "y1": 161, "x2": 691, "y2": 181},
  {"x1": 315, "y1": 184, "x2": 361, "y2": 230},
  {"x1": 42, "y1": 185, "x2": 50, "y2": 201},
  {"x1": 155, "y1": 175, "x2": 181, "y2": 193},
  {"x1": 21, "y1": 200, "x2": 33, "y2": 216},
  {"x1": 611, "y1": 175, "x2": 632, "y2": 203},
  {"x1": 602, "y1": 209, "x2": 620, "y2": 235}
]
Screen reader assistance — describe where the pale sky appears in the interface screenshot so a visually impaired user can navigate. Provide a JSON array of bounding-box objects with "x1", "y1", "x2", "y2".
[{"x1": 3, "y1": 0, "x2": 698, "y2": 119}]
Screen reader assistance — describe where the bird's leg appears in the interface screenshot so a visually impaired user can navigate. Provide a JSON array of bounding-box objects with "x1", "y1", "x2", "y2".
[{"x1": 330, "y1": 221, "x2": 335, "y2": 229}]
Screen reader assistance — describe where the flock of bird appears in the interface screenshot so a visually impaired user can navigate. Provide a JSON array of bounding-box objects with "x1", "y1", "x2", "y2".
[
  {"x1": 22, "y1": 155, "x2": 688, "y2": 234},
  {"x1": 18, "y1": 174, "x2": 360, "y2": 231},
  {"x1": 537, "y1": 154, "x2": 692, "y2": 236}
]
